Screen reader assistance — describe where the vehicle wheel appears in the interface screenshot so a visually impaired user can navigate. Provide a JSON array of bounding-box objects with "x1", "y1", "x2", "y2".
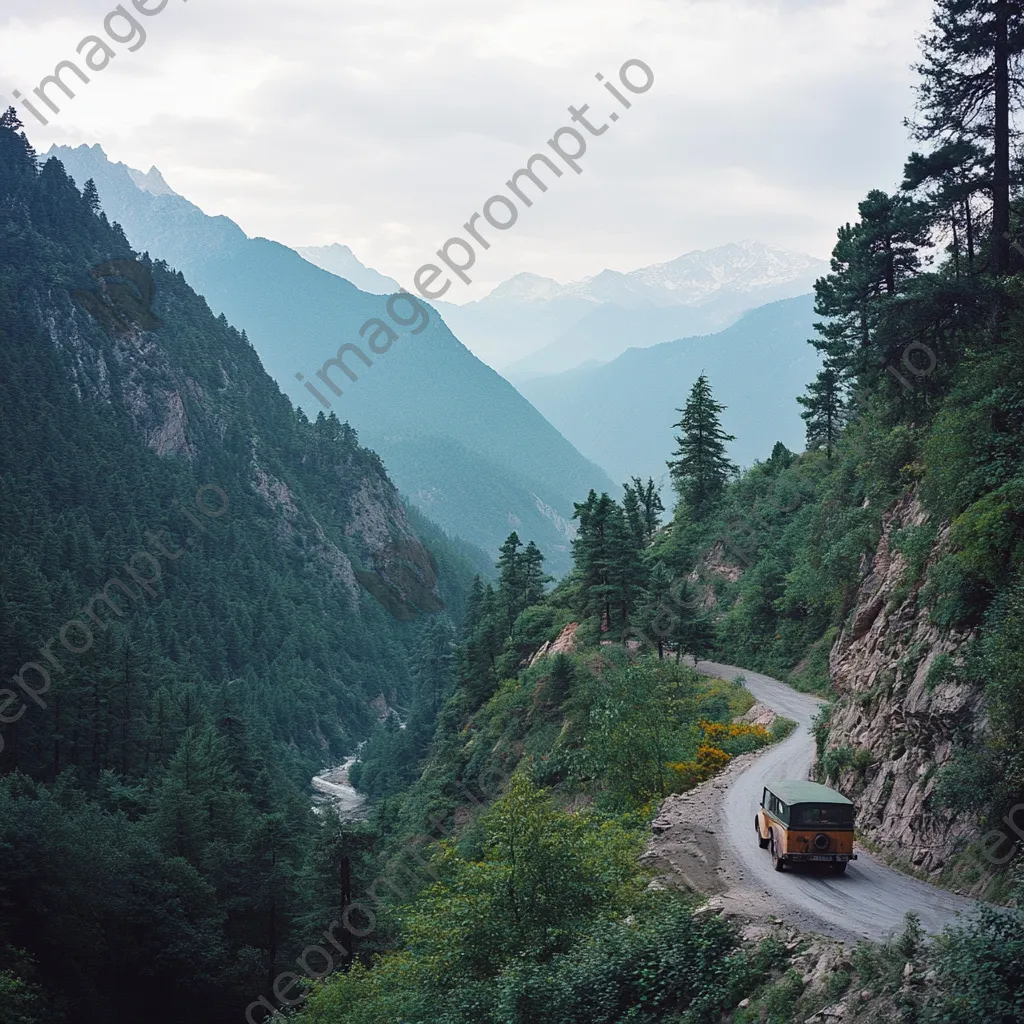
[
  {"x1": 756, "y1": 818, "x2": 769, "y2": 849},
  {"x1": 831, "y1": 861, "x2": 848, "y2": 874},
  {"x1": 770, "y1": 837, "x2": 785, "y2": 872}
]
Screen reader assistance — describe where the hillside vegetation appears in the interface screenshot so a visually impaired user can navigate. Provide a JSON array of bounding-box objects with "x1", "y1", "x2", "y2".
[
  {"x1": 291, "y1": 2, "x2": 1024, "y2": 1018},
  {"x1": 0, "y1": 109, "x2": 484, "y2": 1024}
]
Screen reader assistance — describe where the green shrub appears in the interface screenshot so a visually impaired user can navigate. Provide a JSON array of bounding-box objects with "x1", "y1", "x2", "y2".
[
  {"x1": 812, "y1": 704, "x2": 833, "y2": 763},
  {"x1": 770, "y1": 716, "x2": 798, "y2": 742},
  {"x1": 924, "y1": 905, "x2": 1024, "y2": 1023},
  {"x1": 819, "y1": 745, "x2": 873, "y2": 783},
  {"x1": 925, "y1": 653, "x2": 955, "y2": 691},
  {"x1": 890, "y1": 523, "x2": 938, "y2": 607}
]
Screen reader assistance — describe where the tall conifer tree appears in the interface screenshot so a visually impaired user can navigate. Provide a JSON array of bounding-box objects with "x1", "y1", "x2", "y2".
[
  {"x1": 798, "y1": 365, "x2": 848, "y2": 459},
  {"x1": 911, "y1": 0, "x2": 1024, "y2": 274},
  {"x1": 667, "y1": 375, "x2": 736, "y2": 518},
  {"x1": 521, "y1": 541, "x2": 551, "y2": 607}
]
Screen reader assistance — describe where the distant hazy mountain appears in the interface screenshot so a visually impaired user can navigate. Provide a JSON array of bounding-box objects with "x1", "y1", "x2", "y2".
[
  {"x1": 126, "y1": 164, "x2": 178, "y2": 197},
  {"x1": 297, "y1": 243, "x2": 401, "y2": 295},
  {"x1": 516, "y1": 295, "x2": 821, "y2": 488},
  {"x1": 50, "y1": 144, "x2": 614, "y2": 573},
  {"x1": 438, "y1": 242, "x2": 827, "y2": 377}
]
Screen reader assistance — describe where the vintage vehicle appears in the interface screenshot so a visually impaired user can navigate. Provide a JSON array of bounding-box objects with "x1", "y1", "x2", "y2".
[{"x1": 755, "y1": 780, "x2": 857, "y2": 873}]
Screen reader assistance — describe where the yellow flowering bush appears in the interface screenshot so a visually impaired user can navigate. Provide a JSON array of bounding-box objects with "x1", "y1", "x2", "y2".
[
  {"x1": 700, "y1": 720, "x2": 771, "y2": 755},
  {"x1": 666, "y1": 721, "x2": 773, "y2": 792}
]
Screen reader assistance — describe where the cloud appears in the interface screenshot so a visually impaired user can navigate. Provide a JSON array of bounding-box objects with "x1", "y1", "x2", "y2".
[{"x1": 0, "y1": 0, "x2": 933, "y2": 298}]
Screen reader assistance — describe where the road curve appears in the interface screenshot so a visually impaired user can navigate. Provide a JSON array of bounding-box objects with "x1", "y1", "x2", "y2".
[{"x1": 694, "y1": 659, "x2": 980, "y2": 942}]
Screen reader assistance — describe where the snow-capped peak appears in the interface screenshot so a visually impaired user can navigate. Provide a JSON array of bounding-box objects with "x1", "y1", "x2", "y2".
[{"x1": 482, "y1": 241, "x2": 828, "y2": 310}]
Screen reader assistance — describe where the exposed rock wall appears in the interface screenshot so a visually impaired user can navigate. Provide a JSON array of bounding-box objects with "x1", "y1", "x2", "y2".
[
  {"x1": 528, "y1": 622, "x2": 579, "y2": 667},
  {"x1": 823, "y1": 491, "x2": 987, "y2": 883}
]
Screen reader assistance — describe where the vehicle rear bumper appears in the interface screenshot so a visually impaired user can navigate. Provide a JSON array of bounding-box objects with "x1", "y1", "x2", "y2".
[{"x1": 783, "y1": 853, "x2": 857, "y2": 862}]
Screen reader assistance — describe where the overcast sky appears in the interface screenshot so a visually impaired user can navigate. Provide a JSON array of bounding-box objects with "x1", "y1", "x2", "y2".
[{"x1": 1, "y1": 0, "x2": 933, "y2": 300}]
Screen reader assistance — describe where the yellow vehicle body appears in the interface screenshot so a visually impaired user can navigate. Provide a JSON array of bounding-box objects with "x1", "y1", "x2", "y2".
[{"x1": 755, "y1": 780, "x2": 857, "y2": 873}]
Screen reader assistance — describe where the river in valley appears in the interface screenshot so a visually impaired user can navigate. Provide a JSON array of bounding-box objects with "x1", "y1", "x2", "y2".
[{"x1": 312, "y1": 755, "x2": 367, "y2": 821}]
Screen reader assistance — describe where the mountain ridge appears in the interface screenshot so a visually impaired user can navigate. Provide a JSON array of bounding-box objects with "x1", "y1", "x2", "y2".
[
  {"x1": 441, "y1": 241, "x2": 828, "y2": 374},
  {"x1": 296, "y1": 242, "x2": 401, "y2": 295},
  {"x1": 47, "y1": 142, "x2": 614, "y2": 574},
  {"x1": 516, "y1": 294, "x2": 820, "y2": 485},
  {"x1": 486, "y1": 241, "x2": 827, "y2": 310}
]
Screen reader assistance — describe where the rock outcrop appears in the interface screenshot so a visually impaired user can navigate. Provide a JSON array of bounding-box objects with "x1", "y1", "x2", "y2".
[
  {"x1": 822, "y1": 491, "x2": 987, "y2": 884},
  {"x1": 528, "y1": 622, "x2": 579, "y2": 667}
]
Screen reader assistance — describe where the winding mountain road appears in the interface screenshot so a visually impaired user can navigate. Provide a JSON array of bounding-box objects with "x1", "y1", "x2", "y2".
[{"x1": 692, "y1": 660, "x2": 980, "y2": 942}]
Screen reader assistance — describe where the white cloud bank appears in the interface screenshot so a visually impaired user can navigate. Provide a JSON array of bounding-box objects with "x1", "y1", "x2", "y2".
[{"x1": 0, "y1": 0, "x2": 933, "y2": 299}]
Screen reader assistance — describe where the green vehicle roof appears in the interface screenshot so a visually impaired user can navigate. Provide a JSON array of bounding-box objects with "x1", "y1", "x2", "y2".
[{"x1": 767, "y1": 780, "x2": 853, "y2": 806}]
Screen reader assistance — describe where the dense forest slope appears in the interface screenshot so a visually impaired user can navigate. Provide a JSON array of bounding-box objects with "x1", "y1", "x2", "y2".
[
  {"x1": 0, "y1": 110, "x2": 483, "y2": 1023},
  {"x1": 46, "y1": 143, "x2": 615, "y2": 573}
]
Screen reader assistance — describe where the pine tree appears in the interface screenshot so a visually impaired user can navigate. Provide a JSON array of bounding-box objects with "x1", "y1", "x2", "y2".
[
  {"x1": 640, "y1": 561, "x2": 676, "y2": 659},
  {"x1": 622, "y1": 477, "x2": 665, "y2": 547},
  {"x1": 521, "y1": 541, "x2": 551, "y2": 607},
  {"x1": 766, "y1": 441, "x2": 795, "y2": 473},
  {"x1": 82, "y1": 178, "x2": 101, "y2": 213},
  {"x1": 902, "y1": 141, "x2": 989, "y2": 277},
  {"x1": 454, "y1": 581, "x2": 504, "y2": 707},
  {"x1": 812, "y1": 222, "x2": 875, "y2": 378},
  {"x1": 497, "y1": 532, "x2": 524, "y2": 636},
  {"x1": 622, "y1": 481, "x2": 647, "y2": 550},
  {"x1": 0, "y1": 106, "x2": 19, "y2": 128},
  {"x1": 911, "y1": 0, "x2": 1024, "y2": 274},
  {"x1": 631, "y1": 476, "x2": 664, "y2": 542},
  {"x1": 798, "y1": 364, "x2": 848, "y2": 458},
  {"x1": 858, "y1": 190, "x2": 932, "y2": 297},
  {"x1": 811, "y1": 191, "x2": 931, "y2": 382},
  {"x1": 670, "y1": 597, "x2": 716, "y2": 666},
  {"x1": 572, "y1": 491, "x2": 618, "y2": 628},
  {"x1": 608, "y1": 504, "x2": 647, "y2": 630},
  {"x1": 667, "y1": 375, "x2": 737, "y2": 518}
]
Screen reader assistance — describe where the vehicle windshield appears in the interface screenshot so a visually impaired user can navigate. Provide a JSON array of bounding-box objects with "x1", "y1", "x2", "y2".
[{"x1": 791, "y1": 803, "x2": 854, "y2": 827}]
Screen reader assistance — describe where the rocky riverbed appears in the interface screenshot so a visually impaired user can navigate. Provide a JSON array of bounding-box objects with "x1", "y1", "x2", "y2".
[{"x1": 312, "y1": 756, "x2": 366, "y2": 820}]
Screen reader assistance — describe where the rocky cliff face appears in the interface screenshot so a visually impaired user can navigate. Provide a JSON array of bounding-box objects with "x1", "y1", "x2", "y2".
[
  {"x1": 59, "y1": 255, "x2": 445, "y2": 620},
  {"x1": 821, "y1": 491, "x2": 988, "y2": 887}
]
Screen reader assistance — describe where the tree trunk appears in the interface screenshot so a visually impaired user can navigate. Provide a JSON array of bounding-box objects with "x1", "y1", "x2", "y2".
[
  {"x1": 951, "y1": 213, "x2": 960, "y2": 280},
  {"x1": 965, "y1": 195, "x2": 975, "y2": 269},
  {"x1": 993, "y1": 0, "x2": 1011, "y2": 274},
  {"x1": 53, "y1": 696, "x2": 61, "y2": 773},
  {"x1": 340, "y1": 855, "x2": 354, "y2": 969}
]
